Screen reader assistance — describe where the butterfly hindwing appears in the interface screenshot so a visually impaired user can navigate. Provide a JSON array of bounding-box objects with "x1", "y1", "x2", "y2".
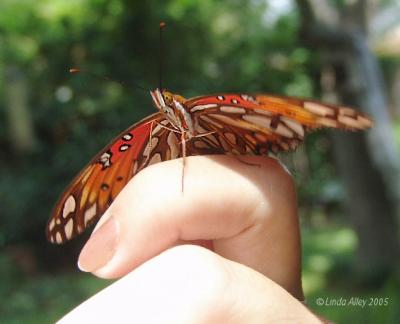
[{"x1": 185, "y1": 93, "x2": 372, "y2": 155}]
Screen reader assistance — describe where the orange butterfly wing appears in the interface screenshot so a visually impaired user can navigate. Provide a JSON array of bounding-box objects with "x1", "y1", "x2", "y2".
[
  {"x1": 185, "y1": 93, "x2": 372, "y2": 154},
  {"x1": 47, "y1": 113, "x2": 183, "y2": 244},
  {"x1": 254, "y1": 94, "x2": 372, "y2": 130}
]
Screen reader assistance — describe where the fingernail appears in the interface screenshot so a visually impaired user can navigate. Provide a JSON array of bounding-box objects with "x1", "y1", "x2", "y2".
[{"x1": 78, "y1": 216, "x2": 118, "y2": 272}]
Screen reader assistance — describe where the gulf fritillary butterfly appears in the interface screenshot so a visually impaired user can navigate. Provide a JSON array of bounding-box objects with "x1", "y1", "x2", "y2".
[{"x1": 46, "y1": 87, "x2": 372, "y2": 244}]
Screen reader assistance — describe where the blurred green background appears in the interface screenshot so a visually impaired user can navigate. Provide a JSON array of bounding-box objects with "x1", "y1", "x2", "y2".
[{"x1": 1, "y1": 0, "x2": 400, "y2": 323}]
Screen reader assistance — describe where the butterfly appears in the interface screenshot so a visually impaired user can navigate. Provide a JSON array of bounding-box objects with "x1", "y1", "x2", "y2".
[{"x1": 46, "y1": 88, "x2": 373, "y2": 243}]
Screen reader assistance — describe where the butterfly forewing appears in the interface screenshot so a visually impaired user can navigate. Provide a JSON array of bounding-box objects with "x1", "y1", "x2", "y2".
[{"x1": 46, "y1": 113, "x2": 181, "y2": 244}]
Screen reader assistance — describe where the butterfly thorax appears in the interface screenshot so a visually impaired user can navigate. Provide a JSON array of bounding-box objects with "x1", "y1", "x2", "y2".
[{"x1": 150, "y1": 89, "x2": 195, "y2": 138}]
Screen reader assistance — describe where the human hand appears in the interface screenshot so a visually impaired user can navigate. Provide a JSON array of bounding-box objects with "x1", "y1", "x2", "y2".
[{"x1": 58, "y1": 156, "x2": 321, "y2": 323}]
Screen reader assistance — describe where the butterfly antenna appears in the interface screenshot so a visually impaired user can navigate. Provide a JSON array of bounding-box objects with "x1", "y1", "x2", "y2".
[
  {"x1": 159, "y1": 21, "x2": 166, "y2": 90},
  {"x1": 69, "y1": 68, "x2": 148, "y2": 92}
]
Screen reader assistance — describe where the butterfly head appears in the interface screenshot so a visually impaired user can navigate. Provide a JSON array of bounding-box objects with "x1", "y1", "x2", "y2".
[{"x1": 150, "y1": 89, "x2": 194, "y2": 137}]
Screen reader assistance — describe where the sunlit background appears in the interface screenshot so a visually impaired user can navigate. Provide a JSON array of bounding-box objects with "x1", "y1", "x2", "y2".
[{"x1": 1, "y1": 0, "x2": 399, "y2": 322}]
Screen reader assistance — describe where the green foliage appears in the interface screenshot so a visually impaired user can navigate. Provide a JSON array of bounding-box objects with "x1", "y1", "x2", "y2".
[
  {"x1": 394, "y1": 121, "x2": 400, "y2": 151},
  {"x1": 0, "y1": 253, "x2": 108, "y2": 323},
  {"x1": 302, "y1": 224, "x2": 400, "y2": 323}
]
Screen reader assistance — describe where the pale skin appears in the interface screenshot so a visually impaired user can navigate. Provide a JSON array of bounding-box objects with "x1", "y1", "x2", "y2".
[{"x1": 58, "y1": 155, "x2": 324, "y2": 323}]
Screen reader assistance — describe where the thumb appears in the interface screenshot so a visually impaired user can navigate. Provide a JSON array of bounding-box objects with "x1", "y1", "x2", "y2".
[{"x1": 61, "y1": 245, "x2": 320, "y2": 324}]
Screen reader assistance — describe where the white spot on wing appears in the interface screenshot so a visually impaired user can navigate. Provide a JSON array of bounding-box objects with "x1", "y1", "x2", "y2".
[
  {"x1": 275, "y1": 123, "x2": 294, "y2": 138},
  {"x1": 84, "y1": 204, "x2": 97, "y2": 226},
  {"x1": 99, "y1": 152, "x2": 112, "y2": 168},
  {"x1": 56, "y1": 232, "x2": 63, "y2": 244},
  {"x1": 149, "y1": 153, "x2": 162, "y2": 165},
  {"x1": 339, "y1": 107, "x2": 356, "y2": 116},
  {"x1": 119, "y1": 144, "x2": 130, "y2": 151},
  {"x1": 49, "y1": 218, "x2": 56, "y2": 231},
  {"x1": 63, "y1": 195, "x2": 76, "y2": 219},
  {"x1": 281, "y1": 116, "x2": 305, "y2": 137},
  {"x1": 220, "y1": 106, "x2": 246, "y2": 114},
  {"x1": 254, "y1": 108, "x2": 273, "y2": 116},
  {"x1": 304, "y1": 102, "x2": 335, "y2": 117},
  {"x1": 242, "y1": 114, "x2": 272, "y2": 129},
  {"x1": 338, "y1": 115, "x2": 362, "y2": 128},
  {"x1": 240, "y1": 94, "x2": 257, "y2": 103},
  {"x1": 133, "y1": 160, "x2": 138, "y2": 174},
  {"x1": 357, "y1": 115, "x2": 373, "y2": 128},
  {"x1": 122, "y1": 133, "x2": 133, "y2": 141},
  {"x1": 317, "y1": 117, "x2": 338, "y2": 128},
  {"x1": 167, "y1": 132, "x2": 179, "y2": 158},
  {"x1": 210, "y1": 114, "x2": 247, "y2": 129},
  {"x1": 190, "y1": 104, "x2": 217, "y2": 112},
  {"x1": 65, "y1": 218, "x2": 74, "y2": 239}
]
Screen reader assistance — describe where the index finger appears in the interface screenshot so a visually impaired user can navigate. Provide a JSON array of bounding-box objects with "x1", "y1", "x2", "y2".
[{"x1": 78, "y1": 155, "x2": 303, "y2": 299}]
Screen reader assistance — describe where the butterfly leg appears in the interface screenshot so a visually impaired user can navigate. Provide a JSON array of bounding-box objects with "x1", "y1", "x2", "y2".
[
  {"x1": 155, "y1": 121, "x2": 181, "y2": 133},
  {"x1": 142, "y1": 121, "x2": 156, "y2": 166},
  {"x1": 149, "y1": 120, "x2": 154, "y2": 143},
  {"x1": 180, "y1": 131, "x2": 187, "y2": 193},
  {"x1": 153, "y1": 120, "x2": 186, "y2": 192}
]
